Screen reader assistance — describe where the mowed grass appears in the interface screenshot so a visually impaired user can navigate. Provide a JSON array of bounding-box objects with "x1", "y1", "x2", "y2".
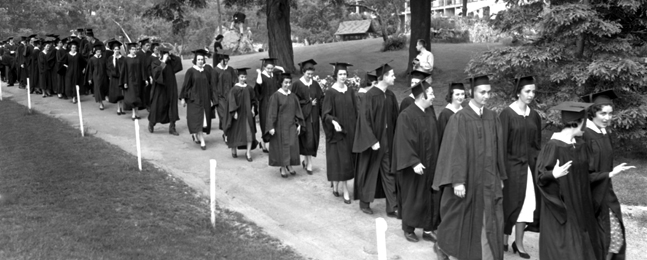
[
  {"x1": 609, "y1": 157, "x2": 647, "y2": 206},
  {"x1": 0, "y1": 100, "x2": 304, "y2": 260}
]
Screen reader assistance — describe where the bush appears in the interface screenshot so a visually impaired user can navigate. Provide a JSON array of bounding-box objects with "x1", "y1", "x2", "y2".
[
  {"x1": 431, "y1": 29, "x2": 470, "y2": 43},
  {"x1": 429, "y1": 17, "x2": 511, "y2": 43},
  {"x1": 381, "y1": 35, "x2": 408, "y2": 52}
]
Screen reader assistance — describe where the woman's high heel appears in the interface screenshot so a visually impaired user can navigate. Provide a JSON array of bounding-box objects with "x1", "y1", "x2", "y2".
[{"x1": 512, "y1": 242, "x2": 530, "y2": 259}]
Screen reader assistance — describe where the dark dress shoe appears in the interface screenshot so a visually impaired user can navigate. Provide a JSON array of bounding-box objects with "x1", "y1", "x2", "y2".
[
  {"x1": 306, "y1": 169, "x2": 313, "y2": 175},
  {"x1": 287, "y1": 167, "x2": 296, "y2": 175},
  {"x1": 503, "y1": 244, "x2": 508, "y2": 252},
  {"x1": 404, "y1": 232, "x2": 419, "y2": 243},
  {"x1": 512, "y1": 242, "x2": 530, "y2": 259},
  {"x1": 422, "y1": 232, "x2": 437, "y2": 242},
  {"x1": 262, "y1": 148, "x2": 269, "y2": 153},
  {"x1": 387, "y1": 210, "x2": 398, "y2": 218},
  {"x1": 201, "y1": 145, "x2": 206, "y2": 150},
  {"x1": 280, "y1": 169, "x2": 288, "y2": 178},
  {"x1": 360, "y1": 207, "x2": 373, "y2": 215},
  {"x1": 246, "y1": 154, "x2": 253, "y2": 162},
  {"x1": 169, "y1": 129, "x2": 179, "y2": 136},
  {"x1": 332, "y1": 191, "x2": 340, "y2": 197},
  {"x1": 344, "y1": 198, "x2": 351, "y2": 204},
  {"x1": 191, "y1": 135, "x2": 200, "y2": 144},
  {"x1": 232, "y1": 153, "x2": 238, "y2": 158},
  {"x1": 148, "y1": 125, "x2": 154, "y2": 133}
]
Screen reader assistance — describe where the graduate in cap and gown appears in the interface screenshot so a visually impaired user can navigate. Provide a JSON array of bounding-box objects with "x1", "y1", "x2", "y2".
[
  {"x1": 500, "y1": 76, "x2": 542, "y2": 258},
  {"x1": 255, "y1": 57, "x2": 285, "y2": 152},
  {"x1": 180, "y1": 49, "x2": 214, "y2": 150},
  {"x1": 212, "y1": 52, "x2": 238, "y2": 131},
  {"x1": 322, "y1": 62, "x2": 357, "y2": 203},
  {"x1": 579, "y1": 90, "x2": 635, "y2": 260},
  {"x1": 352, "y1": 63, "x2": 399, "y2": 215},
  {"x1": 27, "y1": 37, "x2": 41, "y2": 94},
  {"x1": 399, "y1": 70, "x2": 431, "y2": 113},
  {"x1": 291, "y1": 59, "x2": 324, "y2": 174},
  {"x1": 148, "y1": 44, "x2": 183, "y2": 136},
  {"x1": 391, "y1": 80, "x2": 440, "y2": 243},
  {"x1": 17, "y1": 36, "x2": 29, "y2": 88},
  {"x1": 63, "y1": 38, "x2": 86, "y2": 103},
  {"x1": 265, "y1": 73, "x2": 305, "y2": 177},
  {"x1": 432, "y1": 75, "x2": 506, "y2": 260},
  {"x1": 38, "y1": 38, "x2": 56, "y2": 97},
  {"x1": 357, "y1": 71, "x2": 377, "y2": 102},
  {"x1": 54, "y1": 37, "x2": 68, "y2": 98},
  {"x1": 225, "y1": 67, "x2": 259, "y2": 161},
  {"x1": 137, "y1": 38, "x2": 153, "y2": 108},
  {"x1": 85, "y1": 41, "x2": 109, "y2": 110},
  {"x1": 535, "y1": 101, "x2": 607, "y2": 260},
  {"x1": 437, "y1": 82, "x2": 466, "y2": 143},
  {"x1": 121, "y1": 42, "x2": 149, "y2": 119},
  {"x1": 4, "y1": 37, "x2": 18, "y2": 86},
  {"x1": 106, "y1": 39, "x2": 125, "y2": 114}
]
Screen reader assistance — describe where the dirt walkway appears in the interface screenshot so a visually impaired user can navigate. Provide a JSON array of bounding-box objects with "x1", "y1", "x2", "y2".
[{"x1": 3, "y1": 83, "x2": 644, "y2": 260}]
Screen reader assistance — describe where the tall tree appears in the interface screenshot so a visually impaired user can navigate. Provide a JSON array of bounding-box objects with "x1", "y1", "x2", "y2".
[
  {"x1": 266, "y1": 0, "x2": 296, "y2": 72},
  {"x1": 143, "y1": 0, "x2": 208, "y2": 34},
  {"x1": 467, "y1": 0, "x2": 647, "y2": 149},
  {"x1": 462, "y1": 0, "x2": 467, "y2": 17},
  {"x1": 407, "y1": 0, "x2": 431, "y2": 72}
]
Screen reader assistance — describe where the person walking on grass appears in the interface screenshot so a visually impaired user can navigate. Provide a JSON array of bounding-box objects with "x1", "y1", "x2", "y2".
[{"x1": 265, "y1": 73, "x2": 304, "y2": 178}]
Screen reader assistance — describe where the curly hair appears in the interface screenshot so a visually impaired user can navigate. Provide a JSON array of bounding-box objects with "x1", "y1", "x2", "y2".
[
  {"x1": 445, "y1": 88, "x2": 466, "y2": 103},
  {"x1": 587, "y1": 104, "x2": 612, "y2": 120}
]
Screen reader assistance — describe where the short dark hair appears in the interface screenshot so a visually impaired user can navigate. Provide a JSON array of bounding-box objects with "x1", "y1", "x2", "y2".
[
  {"x1": 417, "y1": 39, "x2": 426, "y2": 46},
  {"x1": 445, "y1": 88, "x2": 465, "y2": 103},
  {"x1": 215, "y1": 35, "x2": 224, "y2": 41},
  {"x1": 587, "y1": 104, "x2": 612, "y2": 120}
]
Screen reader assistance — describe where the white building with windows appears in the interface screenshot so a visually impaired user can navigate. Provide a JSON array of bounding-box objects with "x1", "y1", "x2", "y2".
[{"x1": 401, "y1": 0, "x2": 509, "y2": 27}]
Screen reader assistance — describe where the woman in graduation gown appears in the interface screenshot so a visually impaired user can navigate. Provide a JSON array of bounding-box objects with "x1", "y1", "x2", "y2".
[
  {"x1": 321, "y1": 62, "x2": 357, "y2": 204},
  {"x1": 580, "y1": 90, "x2": 635, "y2": 260},
  {"x1": 106, "y1": 40, "x2": 125, "y2": 115},
  {"x1": 536, "y1": 101, "x2": 604, "y2": 260},
  {"x1": 54, "y1": 38, "x2": 68, "y2": 98},
  {"x1": 180, "y1": 49, "x2": 214, "y2": 150},
  {"x1": 437, "y1": 82, "x2": 465, "y2": 141},
  {"x1": 265, "y1": 73, "x2": 305, "y2": 177},
  {"x1": 121, "y1": 42, "x2": 150, "y2": 120},
  {"x1": 499, "y1": 76, "x2": 542, "y2": 258},
  {"x1": 212, "y1": 53, "x2": 237, "y2": 131},
  {"x1": 38, "y1": 39, "x2": 55, "y2": 97},
  {"x1": 63, "y1": 39, "x2": 86, "y2": 103},
  {"x1": 225, "y1": 67, "x2": 258, "y2": 161},
  {"x1": 291, "y1": 59, "x2": 324, "y2": 175},
  {"x1": 255, "y1": 58, "x2": 284, "y2": 152},
  {"x1": 85, "y1": 42, "x2": 109, "y2": 110},
  {"x1": 149, "y1": 45, "x2": 183, "y2": 135}
]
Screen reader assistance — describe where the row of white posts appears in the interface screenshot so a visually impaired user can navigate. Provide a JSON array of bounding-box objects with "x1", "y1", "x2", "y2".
[{"x1": 0, "y1": 81, "x2": 388, "y2": 258}]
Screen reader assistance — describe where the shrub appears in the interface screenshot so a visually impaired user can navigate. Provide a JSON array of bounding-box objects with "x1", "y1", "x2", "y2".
[{"x1": 381, "y1": 35, "x2": 408, "y2": 52}]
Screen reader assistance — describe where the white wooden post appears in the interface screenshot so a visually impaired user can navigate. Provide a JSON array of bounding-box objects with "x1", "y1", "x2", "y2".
[
  {"x1": 376, "y1": 218, "x2": 388, "y2": 260},
  {"x1": 135, "y1": 119, "x2": 142, "y2": 171},
  {"x1": 75, "y1": 85, "x2": 84, "y2": 136},
  {"x1": 26, "y1": 78, "x2": 32, "y2": 111},
  {"x1": 210, "y1": 159, "x2": 217, "y2": 228}
]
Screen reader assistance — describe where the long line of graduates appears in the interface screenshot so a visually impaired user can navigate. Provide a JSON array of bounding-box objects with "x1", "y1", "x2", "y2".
[{"x1": 0, "y1": 30, "x2": 637, "y2": 260}]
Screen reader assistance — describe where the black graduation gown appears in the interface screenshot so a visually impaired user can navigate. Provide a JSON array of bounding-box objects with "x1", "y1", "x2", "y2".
[
  {"x1": 137, "y1": 50, "x2": 153, "y2": 107},
  {"x1": 149, "y1": 55, "x2": 182, "y2": 125},
  {"x1": 291, "y1": 79, "x2": 324, "y2": 156},
  {"x1": 106, "y1": 55, "x2": 124, "y2": 103},
  {"x1": 255, "y1": 72, "x2": 280, "y2": 139},
  {"x1": 28, "y1": 48, "x2": 40, "y2": 89},
  {"x1": 322, "y1": 87, "x2": 357, "y2": 181},
  {"x1": 120, "y1": 55, "x2": 147, "y2": 108},
  {"x1": 63, "y1": 52, "x2": 86, "y2": 98},
  {"x1": 212, "y1": 65, "x2": 238, "y2": 129},
  {"x1": 54, "y1": 48, "x2": 67, "y2": 94},
  {"x1": 432, "y1": 107, "x2": 507, "y2": 260},
  {"x1": 499, "y1": 107, "x2": 542, "y2": 234},
  {"x1": 265, "y1": 90, "x2": 304, "y2": 166},
  {"x1": 582, "y1": 128, "x2": 626, "y2": 260},
  {"x1": 536, "y1": 138, "x2": 604, "y2": 260},
  {"x1": 437, "y1": 107, "x2": 456, "y2": 143},
  {"x1": 225, "y1": 83, "x2": 257, "y2": 148},
  {"x1": 85, "y1": 55, "x2": 109, "y2": 102},
  {"x1": 352, "y1": 87, "x2": 399, "y2": 204},
  {"x1": 399, "y1": 96, "x2": 414, "y2": 113},
  {"x1": 391, "y1": 104, "x2": 439, "y2": 230},
  {"x1": 180, "y1": 67, "x2": 214, "y2": 134},
  {"x1": 37, "y1": 51, "x2": 54, "y2": 91},
  {"x1": 17, "y1": 44, "x2": 28, "y2": 86}
]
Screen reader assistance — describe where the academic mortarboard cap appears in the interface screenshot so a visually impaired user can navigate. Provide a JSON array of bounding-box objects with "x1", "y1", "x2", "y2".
[
  {"x1": 68, "y1": 38, "x2": 80, "y2": 47},
  {"x1": 138, "y1": 38, "x2": 150, "y2": 45},
  {"x1": 409, "y1": 70, "x2": 431, "y2": 80},
  {"x1": 20, "y1": 36, "x2": 28, "y2": 41},
  {"x1": 126, "y1": 42, "x2": 138, "y2": 49},
  {"x1": 46, "y1": 34, "x2": 59, "y2": 38},
  {"x1": 192, "y1": 48, "x2": 210, "y2": 57},
  {"x1": 151, "y1": 42, "x2": 160, "y2": 49},
  {"x1": 365, "y1": 72, "x2": 377, "y2": 87},
  {"x1": 469, "y1": 74, "x2": 490, "y2": 88},
  {"x1": 218, "y1": 53, "x2": 230, "y2": 60},
  {"x1": 236, "y1": 67, "x2": 250, "y2": 75},
  {"x1": 280, "y1": 72, "x2": 292, "y2": 81},
  {"x1": 28, "y1": 34, "x2": 37, "y2": 39},
  {"x1": 375, "y1": 63, "x2": 393, "y2": 78},
  {"x1": 86, "y1": 29, "x2": 94, "y2": 37},
  {"x1": 330, "y1": 62, "x2": 352, "y2": 72},
  {"x1": 410, "y1": 80, "x2": 432, "y2": 98},
  {"x1": 580, "y1": 89, "x2": 617, "y2": 105},
  {"x1": 108, "y1": 39, "x2": 122, "y2": 49},
  {"x1": 298, "y1": 59, "x2": 317, "y2": 71},
  {"x1": 7, "y1": 37, "x2": 13, "y2": 40},
  {"x1": 260, "y1": 57, "x2": 277, "y2": 67},
  {"x1": 159, "y1": 44, "x2": 173, "y2": 54},
  {"x1": 76, "y1": 28, "x2": 85, "y2": 33},
  {"x1": 93, "y1": 41, "x2": 105, "y2": 49},
  {"x1": 550, "y1": 101, "x2": 593, "y2": 124},
  {"x1": 449, "y1": 82, "x2": 465, "y2": 91},
  {"x1": 515, "y1": 75, "x2": 535, "y2": 94}
]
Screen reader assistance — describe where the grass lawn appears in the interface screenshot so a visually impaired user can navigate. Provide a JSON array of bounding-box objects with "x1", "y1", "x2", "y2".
[
  {"x1": 610, "y1": 157, "x2": 647, "y2": 206},
  {"x1": 0, "y1": 100, "x2": 303, "y2": 260}
]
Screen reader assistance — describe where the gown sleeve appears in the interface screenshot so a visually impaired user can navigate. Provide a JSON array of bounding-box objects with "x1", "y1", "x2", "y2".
[
  {"x1": 535, "y1": 142, "x2": 567, "y2": 224},
  {"x1": 391, "y1": 111, "x2": 421, "y2": 172},
  {"x1": 179, "y1": 69, "x2": 193, "y2": 100},
  {"x1": 495, "y1": 112, "x2": 508, "y2": 181},
  {"x1": 352, "y1": 93, "x2": 379, "y2": 153},
  {"x1": 265, "y1": 93, "x2": 279, "y2": 134},
  {"x1": 432, "y1": 112, "x2": 468, "y2": 190}
]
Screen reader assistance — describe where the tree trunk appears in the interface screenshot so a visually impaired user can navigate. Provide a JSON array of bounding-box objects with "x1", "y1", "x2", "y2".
[
  {"x1": 393, "y1": 4, "x2": 402, "y2": 35},
  {"x1": 575, "y1": 0, "x2": 589, "y2": 58},
  {"x1": 217, "y1": 0, "x2": 222, "y2": 35},
  {"x1": 377, "y1": 16, "x2": 389, "y2": 42},
  {"x1": 267, "y1": 0, "x2": 296, "y2": 73},
  {"x1": 462, "y1": 0, "x2": 468, "y2": 17},
  {"x1": 408, "y1": 0, "x2": 431, "y2": 72}
]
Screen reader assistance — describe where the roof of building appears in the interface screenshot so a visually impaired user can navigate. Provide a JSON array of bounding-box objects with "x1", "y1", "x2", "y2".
[{"x1": 335, "y1": 20, "x2": 376, "y2": 35}]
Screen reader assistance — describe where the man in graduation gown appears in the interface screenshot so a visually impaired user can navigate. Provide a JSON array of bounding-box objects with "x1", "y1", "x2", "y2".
[
  {"x1": 0, "y1": 41, "x2": 6, "y2": 82},
  {"x1": 432, "y1": 75, "x2": 507, "y2": 260},
  {"x1": 352, "y1": 63, "x2": 399, "y2": 216},
  {"x1": 27, "y1": 37, "x2": 41, "y2": 94},
  {"x1": 4, "y1": 37, "x2": 18, "y2": 86},
  {"x1": 137, "y1": 38, "x2": 153, "y2": 109},
  {"x1": 17, "y1": 36, "x2": 30, "y2": 89},
  {"x1": 212, "y1": 53, "x2": 238, "y2": 131},
  {"x1": 392, "y1": 80, "x2": 440, "y2": 243},
  {"x1": 148, "y1": 45, "x2": 183, "y2": 135}
]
